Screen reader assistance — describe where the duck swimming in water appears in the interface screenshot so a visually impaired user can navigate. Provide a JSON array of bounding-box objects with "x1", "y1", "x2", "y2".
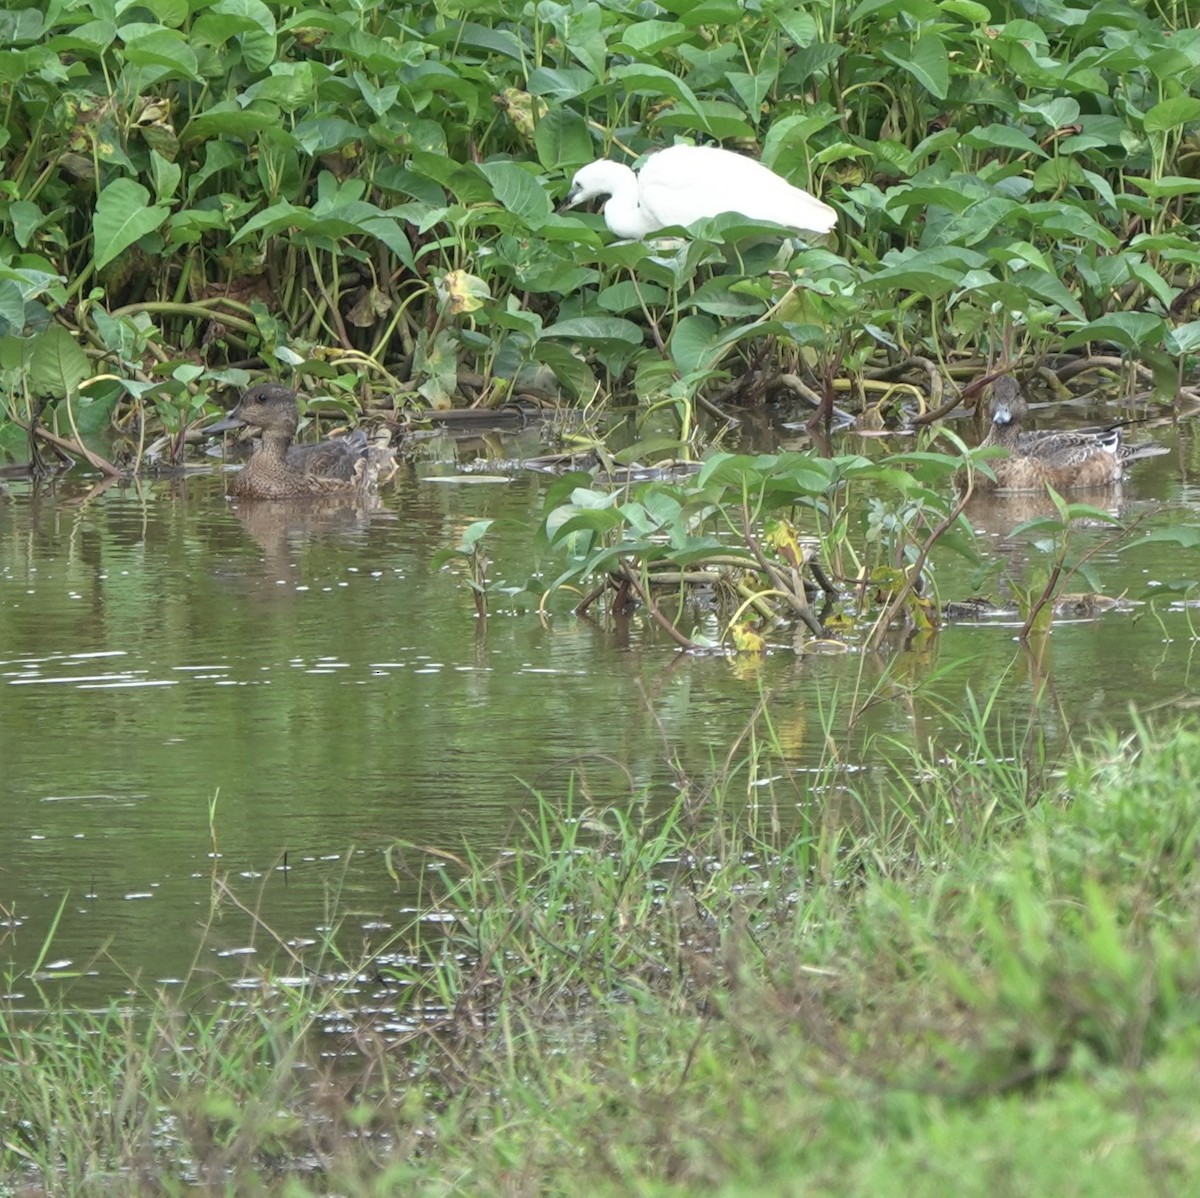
[
  {"x1": 971, "y1": 375, "x2": 1167, "y2": 493},
  {"x1": 209, "y1": 383, "x2": 393, "y2": 499}
]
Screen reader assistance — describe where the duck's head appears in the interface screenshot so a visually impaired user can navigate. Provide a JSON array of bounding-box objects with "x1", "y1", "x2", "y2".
[
  {"x1": 209, "y1": 383, "x2": 300, "y2": 437},
  {"x1": 989, "y1": 375, "x2": 1028, "y2": 427}
]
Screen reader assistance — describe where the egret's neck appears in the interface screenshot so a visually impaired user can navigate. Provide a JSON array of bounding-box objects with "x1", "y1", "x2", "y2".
[{"x1": 600, "y1": 166, "x2": 656, "y2": 239}]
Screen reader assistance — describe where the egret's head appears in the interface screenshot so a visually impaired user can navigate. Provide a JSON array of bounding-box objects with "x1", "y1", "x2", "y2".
[{"x1": 564, "y1": 160, "x2": 624, "y2": 207}]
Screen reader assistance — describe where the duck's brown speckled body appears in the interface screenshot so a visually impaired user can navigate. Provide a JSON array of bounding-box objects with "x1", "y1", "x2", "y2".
[
  {"x1": 210, "y1": 383, "x2": 392, "y2": 499},
  {"x1": 972, "y1": 376, "x2": 1167, "y2": 493}
]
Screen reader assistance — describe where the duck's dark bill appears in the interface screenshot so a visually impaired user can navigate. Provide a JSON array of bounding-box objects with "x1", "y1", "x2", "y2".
[{"x1": 206, "y1": 413, "x2": 246, "y2": 434}]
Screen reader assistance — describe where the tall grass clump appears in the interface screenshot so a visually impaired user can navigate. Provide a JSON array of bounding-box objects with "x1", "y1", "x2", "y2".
[{"x1": 3, "y1": 712, "x2": 1200, "y2": 1194}]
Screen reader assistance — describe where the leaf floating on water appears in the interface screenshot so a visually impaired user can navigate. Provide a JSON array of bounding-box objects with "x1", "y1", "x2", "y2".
[{"x1": 730, "y1": 622, "x2": 766, "y2": 653}]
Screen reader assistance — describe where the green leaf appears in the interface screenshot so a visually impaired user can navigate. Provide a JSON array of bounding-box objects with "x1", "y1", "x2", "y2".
[
  {"x1": 610, "y1": 64, "x2": 712, "y2": 133},
  {"x1": 181, "y1": 103, "x2": 281, "y2": 145},
  {"x1": 617, "y1": 20, "x2": 694, "y2": 56},
  {"x1": 1144, "y1": 95, "x2": 1200, "y2": 134},
  {"x1": 880, "y1": 33, "x2": 949, "y2": 100},
  {"x1": 541, "y1": 317, "x2": 644, "y2": 346},
  {"x1": 1031, "y1": 157, "x2": 1087, "y2": 192},
  {"x1": 655, "y1": 100, "x2": 756, "y2": 142},
  {"x1": 527, "y1": 67, "x2": 595, "y2": 100},
  {"x1": 1166, "y1": 321, "x2": 1200, "y2": 355},
  {"x1": 687, "y1": 278, "x2": 767, "y2": 319},
  {"x1": 940, "y1": 0, "x2": 990, "y2": 19},
  {"x1": 658, "y1": 0, "x2": 745, "y2": 23},
  {"x1": 533, "y1": 109, "x2": 593, "y2": 170},
  {"x1": 0, "y1": 280, "x2": 24, "y2": 334},
  {"x1": 1125, "y1": 175, "x2": 1200, "y2": 199},
  {"x1": 479, "y1": 162, "x2": 552, "y2": 224},
  {"x1": 149, "y1": 150, "x2": 181, "y2": 204},
  {"x1": 1122, "y1": 526, "x2": 1200, "y2": 550},
  {"x1": 120, "y1": 26, "x2": 199, "y2": 79},
  {"x1": 960, "y1": 124, "x2": 1047, "y2": 158},
  {"x1": 29, "y1": 324, "x2": 90, "y2": 397},
  {"x1": 669, "y1": 314, "x2": 718, "y2": 374},
  {"x1": 1062, "y1": 312, "x2": 1167, "y2": 352},
  {"x1": 93, "y1": 179, "x2": 170, "y2": 270},
  {"x1": 598, "y1": 281, "x2": 668, "y2": 313},
  {"x1": 869, "y1": 245, "x2": 990, "y2": 299},
  {"x1": 534, "y1": 342, "x2": 596, "y2": 400},
  {"x1": 47, "y1": 19, "x2": 117, "y2": 54}
]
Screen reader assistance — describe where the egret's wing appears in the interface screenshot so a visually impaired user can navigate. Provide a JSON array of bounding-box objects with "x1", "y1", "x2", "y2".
[{"x1": 638, "y1": 146, "x2": 836, "y2": 234}]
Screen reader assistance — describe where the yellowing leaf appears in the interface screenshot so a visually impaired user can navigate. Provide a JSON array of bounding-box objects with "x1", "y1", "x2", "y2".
[{"x1": 438, "y1": 270, "x2": 491, "y2": 315}]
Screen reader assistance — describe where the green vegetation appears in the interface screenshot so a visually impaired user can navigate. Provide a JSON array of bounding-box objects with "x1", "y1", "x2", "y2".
[
  {"x1": 3, "y1": 0, "x2": 1200, "y2": 466},
  {"x1": 4, "y1": 701, "x2": 1200, "y2": 1194},
  {"x1": 4, "y1": 3, "x2": 1200, "y2": 1187}
]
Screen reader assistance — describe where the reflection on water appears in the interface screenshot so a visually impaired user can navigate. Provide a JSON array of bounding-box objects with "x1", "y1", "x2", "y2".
[{"x1": 0, "y1": 422, "x2": 1197, "y2": 1004}]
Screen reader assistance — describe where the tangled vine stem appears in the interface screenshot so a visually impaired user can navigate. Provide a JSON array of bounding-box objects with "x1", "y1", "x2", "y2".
[{"x1": 863, "y1": 485, "x2": 972, "y2": 653}]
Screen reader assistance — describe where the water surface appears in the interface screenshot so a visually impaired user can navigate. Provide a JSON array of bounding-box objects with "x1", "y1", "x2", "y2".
[{"x1": 1, "y1": 418, "x2": 1197, "y2": 1004}]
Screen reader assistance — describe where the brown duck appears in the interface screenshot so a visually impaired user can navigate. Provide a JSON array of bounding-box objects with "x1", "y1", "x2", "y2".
[
  {"x1": 209, "y1": 383, "x2": 392, "y2": 499},
  {"x1": 971, "y1": 375, "x2": 1167, "y2": 493}
]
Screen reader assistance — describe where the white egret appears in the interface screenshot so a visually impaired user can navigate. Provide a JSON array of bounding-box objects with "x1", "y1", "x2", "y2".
[{"x1": 564, "y1": 144, "x2": 837, "y2": 239}]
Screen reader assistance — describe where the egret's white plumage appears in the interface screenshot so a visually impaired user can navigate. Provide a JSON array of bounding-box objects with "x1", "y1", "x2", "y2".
[{"x1": 564, "y1": 145, "x2": 837, "y2": 240}]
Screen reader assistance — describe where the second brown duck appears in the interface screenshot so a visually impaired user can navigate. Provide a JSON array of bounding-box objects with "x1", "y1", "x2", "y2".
[
  {"x1": 971, "y1": 376, "x2": 1168, "y2": 493},
  {"x1": 209, "y1": 383, "x2": 392, "y2": 499}
]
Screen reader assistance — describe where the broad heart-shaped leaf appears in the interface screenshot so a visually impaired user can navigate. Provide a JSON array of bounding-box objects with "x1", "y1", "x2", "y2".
[
  {"x1": 658, "y1": 0, "x2": 744, "y2": 22},
  {"x1": 1125, "y1": 175, "x2": 1200, "y2": 200},
  {"x1": 655, "y1": 99, "x2": 756, "y2": 141},
  {"x1": 761, "y1": 106, "x2": 840, "y2": 171},
  {"x1": 48, "y1": 18, "x2": 117, "y2": 54},
  {"x1": 209, "y1": 0, "x2": 276, "y2": 37},
  {"x1": 884, "y1": 32, "x2": 949, "y2": 100},
  {"x1": 1062, "y1": 312, "x2": 1167, "y2": 352},
  {"x1": 610, "y1": 63, "x2": 712, "y2": 132},
  {"x1": 92, "y1": 178, "x2": 169, "y2": 270},
  {"x1": 180, "y1": 102, "x2": 281, "y2": 145},
  {"x1": 1167, "y1": 320, "x2": 1200, "y2": 355},
  {"x1": 120, "y1": 25, "x2": 199, "y2": 79},
  {"x1": 960, "y1": 123, "x2": 1047, "y2": 158},
  {"x1": 1144, "y1": 95, "x2": 1200, "y2": 134},
  {"x1": 695, "y1": 450, "x2": 840, "y2": 497},
  {"x1": 534, "y1": 342, "x2": 596, "y2": 400},
  {"x1": 526, "y1": 67, "x2": 595, "y2": 101},
  {"x1": 617, "y1": 18, "x2": 694, "y2": 55},
  {"x1": 478, "y1": 161, "x2": 552, "y2": 225},
  {"x1": 533, "y1": 108, "x2": 593, "y2": 170},
  {"x1": 29, "y1": 324, "x2": 90, "y2": 397},
  {"x1": 868, "y1": 245, "x2": 989, "y2": 300},
  {"x1": 0, "y1": 279, "x2": 24, "y2": 334},
  {"x1": 541, "y1": 316, "x2": 644, "y2": 346},
  {"x1": 295, "y1": 116, "x2": 364, "y2": 155},
  {"x1": 669, "y1": 314, "x2": 718, "y2": 374}
]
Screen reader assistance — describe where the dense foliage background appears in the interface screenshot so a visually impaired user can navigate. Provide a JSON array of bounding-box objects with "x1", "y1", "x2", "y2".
[{"x1": 2, "y1": 0, "x2": 1200, "y2": 461}]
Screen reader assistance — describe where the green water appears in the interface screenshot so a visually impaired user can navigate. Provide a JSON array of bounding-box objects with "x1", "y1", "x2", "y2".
[{"x1": 1, "y1": 422, "x2": 1197, "y2": 1004}]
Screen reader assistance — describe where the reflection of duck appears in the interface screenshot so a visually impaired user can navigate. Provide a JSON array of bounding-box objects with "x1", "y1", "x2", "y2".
[
  {"x1": 209, "y1": 384, "x2": 393, "y2": 498},
  {"x1": 226, "y1": 495, "x2": 390, "y2": 588},
  {"x1": 972, "y1": 376, "x2": 1167, "y2": 492}
]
